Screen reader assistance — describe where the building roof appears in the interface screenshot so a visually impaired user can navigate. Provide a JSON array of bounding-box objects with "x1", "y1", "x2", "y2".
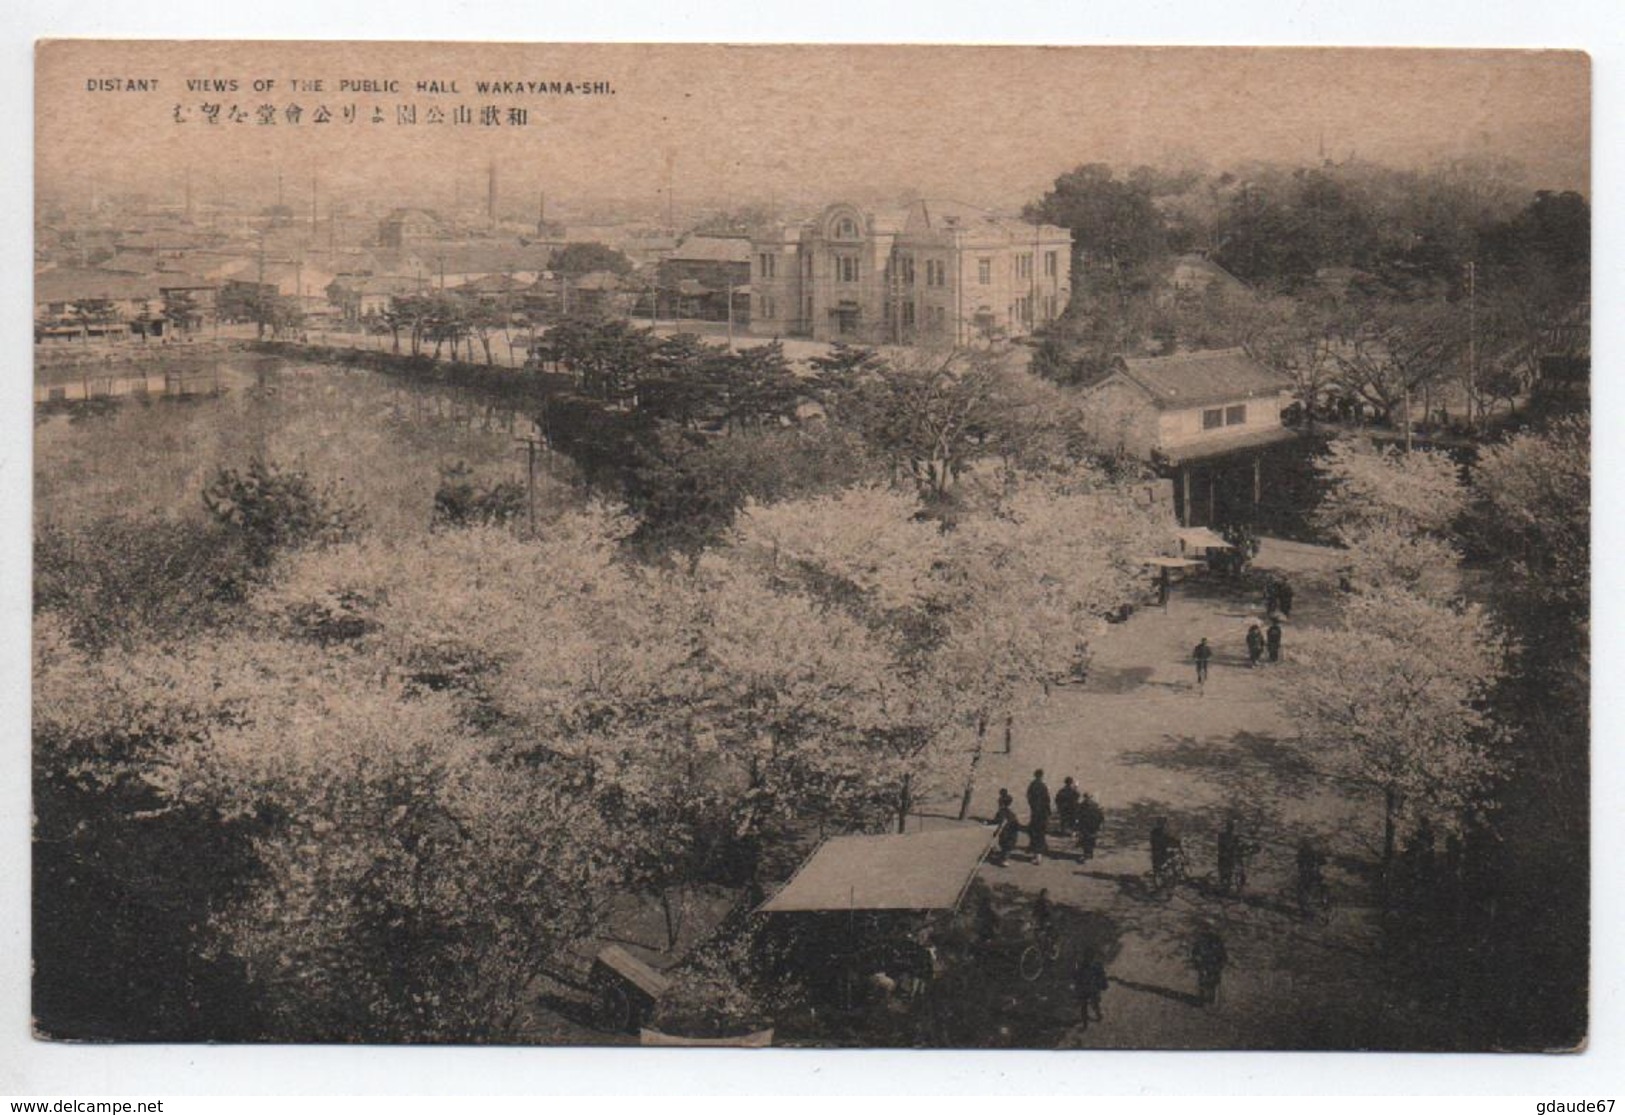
[
  {"x1": 1167, "y1": 253, "x2": 1251, "y2": 295},
  {"x1": 670, "y1": 236, "x2": 752, "y2": 264},
  {"x1": 427, "y1": 241, "x2": 554, "y2": 275},
  {"x1": 905, "y1": 198, "x2": 1066, "y2": 243},
  {"x1": 1157, "y1": 424, "x2": 1302, "y2": 464},
  {"x1": 116, "y1": 231, "x2": 207, "y2": 252},
  {"x1": 35, "y1": 267, "x2": 160, "y2": 304},
  {"x1": 1115, "y1": 348, "x2": 1292, "y2": 410},
  {"x1": 573, "y1": 270, "x2": 625, "y2": 292},
  {"x1": 381, "y1": 207, "x2": 445, "y2": 225},
  {"x1": 758, "y1": 826, "x2": 995, "y2": 913},
  {"x1": 154, "y1": 271, "x2": 218, "y2": 291},
  {"x1": 455, "y1": 272, "x2": 527, "y2": 294}
]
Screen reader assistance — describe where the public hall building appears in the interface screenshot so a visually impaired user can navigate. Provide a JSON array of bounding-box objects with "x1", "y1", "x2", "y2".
[{"x1": 748, "y1": 200, "x2": 1072, "y2": 345}]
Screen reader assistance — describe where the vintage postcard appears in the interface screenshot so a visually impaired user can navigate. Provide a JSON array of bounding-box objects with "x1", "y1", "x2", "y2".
[{"x1": 31, "y1": 41, "x2": 1589, "y2": 1051}]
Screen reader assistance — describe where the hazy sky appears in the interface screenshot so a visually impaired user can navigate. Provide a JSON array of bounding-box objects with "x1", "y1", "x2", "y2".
[{"x1": 37, "y1": 42, "x2": 1590, "y2": 218}]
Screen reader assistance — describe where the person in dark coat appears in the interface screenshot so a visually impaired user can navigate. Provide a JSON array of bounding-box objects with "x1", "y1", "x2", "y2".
[
  {"x1": 1055, "y1": 776, "x2": 1081, "y2": 835},
  {"x1": 1266, "y1": 619, "x2": 1283, "y2": 663},
  {"x1": 992, "y1": 795, "x2": 1021, "y2": 865},
  {"x1": 1072, "y1": 946, "x2": 1109, "y2": 1029},
  {"x1": 1217, "y1": 818, "x2": 1240, "y2": 894},
  {"x1": 1026, "y1": 770, "x2": 1052, "y2": 861},
  {"x1": 1192, "y1": 637, "x2": 1213, "y2": 689},
  {"x1": 1075, "y1": 793, "x2": 1105, "y2": 861},
  {"x1": 1277, "y1": 579, "x2": 1295, "y2": 618},
  {"x1": 1191, "y1": 927, "x2": 1228, "y2": 1006},
  {"x1": 1150, "y1": 817, "x2": 1175, "y2": 887},
  {"x1": 975, "y1": 893, "x2": 1000, "y2": 944},
  {"x1": 1264, "y1": 579, "x2": 1279, "y2": 617},
  {"x1": 1246, "y1": 623, "x2": 1265, "y2": 668}
]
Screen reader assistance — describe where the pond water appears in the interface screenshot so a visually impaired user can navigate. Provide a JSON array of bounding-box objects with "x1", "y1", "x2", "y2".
[{"x1": 35, "y1": 352, "x2": 563, "y2": 542}]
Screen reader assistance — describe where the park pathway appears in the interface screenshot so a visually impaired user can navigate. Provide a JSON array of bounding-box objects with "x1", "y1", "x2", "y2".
[{"x1": 957, "y1": 542, "x2": 1460, "y2": 1049}]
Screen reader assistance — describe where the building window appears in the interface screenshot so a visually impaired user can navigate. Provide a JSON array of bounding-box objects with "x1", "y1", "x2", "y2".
[
  {"x1": 898, "y1": 255, "x2": 915, "y2": 286},
  {"x1": 1042, "y1": 294, "x2": 1056, "y2": 321},
  {"x1": 835, "y1": 255, "x2": 858, "y2": 283},
  {"x1": 835, "y1": 217, "x2": 858, "y2": 239},
  {"x1": 902, "y1": 301, "x2": 916, "y2": 328},
  {"x1": 978, "y1": 258, "x2": 992, "y2": 285},
  {"x1": 764, "y1": 296, "x2": 777, "y2": 320},
  {"x1": 925, "y1": 260, "x2": 946, "y2": 287},
  {"x1": 757, "y1": 253, "x2": 776, "y2": 279},
  {"x1": 927, "y1": 305, "x2": 946, "y2": 332},
  {"x1": 1202, "y1": 408, "x2": 1224, "y2": 430},
  {"x1": 1016, "y1": 253, "x2": 1033, "y2": 280},
  {"x1": 1045, "y1": 250, "x2": 1059, "y2": 278},
  {"x1": 1225, "y1": 404, "x2": 1247, "y2": 426}
]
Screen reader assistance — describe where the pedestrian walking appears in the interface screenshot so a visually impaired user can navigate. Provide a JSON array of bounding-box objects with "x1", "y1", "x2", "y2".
[
  {"x1": 1245, "y1": 623, "x2": 1265, "y2": 668},
  {"x1": 1076, "y1": 792, "x2": 1105, "y2": 861},
  {"x1": 1277, "y1": 579, "x2": 1295, "y2": 618},
  {"x1": 1266, "y1": 620, "x2": 1283, "y2": 663},
  {"x1": 1295, "y1": 838, "x2": 1326, "y2": 919},
  {"x1": 1026, "y1": 770, "x2": 1052, "y2": 862},
  {"x1": 1192, "y1": 637, "x2": 1213, "y2": 690},
  {"x1": 1217, "y1": 818, "x2": 1239, "y2": 893},
  {"x1": 1055, "y1": 776, "x2": 1081, "y2": 835},
  {"x1": 1150, "y1": 817, "x2": 1178, "y2": 888},
  {"x1": 1191, "y1": 926, "x2": 1228, "y2": 1006},
  {"x1": 1072, "y1": 946, "x2": 1108, "y2": 1029},
  {"x1": 992, "y1": 795, "x2": 1021, "y2": 865},
  {"x1": 975, "y1": 893, "x2": 1000, "y2": 944}
]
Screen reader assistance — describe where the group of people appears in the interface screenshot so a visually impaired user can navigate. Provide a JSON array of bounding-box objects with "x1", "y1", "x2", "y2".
[
  {"x1": 1192, "y1": 582, "x2": 1292, "y2": 689},
  {"x1": 990, "y1": 770, "x2": 1107, "y2": 866}
]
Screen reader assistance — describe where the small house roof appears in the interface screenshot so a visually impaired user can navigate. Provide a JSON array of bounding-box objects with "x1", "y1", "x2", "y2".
[
  {"x1": 573, "y1": 270, "x2": 625, "y2": 291},
  {"x1": 34, "y1": 267, "x2": 160, "y2": 304},
  {"x1": 670, "y1": 236, "x2": 752, "y2": 264},
  {"x1": 758, "y1": 826, "x2": 994, "y2": 914},
  {"x1": 1115, "y1": 348, "x2": 1292, "y2": 410}
]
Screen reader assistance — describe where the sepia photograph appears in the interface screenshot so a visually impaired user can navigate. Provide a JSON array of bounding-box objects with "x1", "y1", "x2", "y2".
[{"x1": 28, "y1": 40, "x2": 1591, "y2": 1055}]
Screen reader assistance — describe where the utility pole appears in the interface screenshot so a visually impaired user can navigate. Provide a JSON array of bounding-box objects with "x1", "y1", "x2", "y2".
[
  {"x1": 515, "y1": 431, "x2": 541, "y2": 537},
  {"x1": 1403, "y1": 383, "x2": 1413, "y2": 452},
  {"x1": 1465, "y1": 259, "x2": 1478, "y2": 432},
  {"x1": 256, "y1": 231, "x2": 267, "y2": 339}
]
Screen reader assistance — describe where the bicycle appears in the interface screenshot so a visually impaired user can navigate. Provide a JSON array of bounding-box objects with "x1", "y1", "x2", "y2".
[{"x1": 1018, "y1": 922, "x2": 1063, "y2": 982}]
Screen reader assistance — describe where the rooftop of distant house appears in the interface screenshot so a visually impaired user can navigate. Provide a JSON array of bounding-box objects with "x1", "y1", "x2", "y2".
[
  {"x1": 668, "y1": 236, "x2": 752, "y2": 264},
  {"x1": 1112, "y1": 347, "x2": 1293, "y2": 409}
]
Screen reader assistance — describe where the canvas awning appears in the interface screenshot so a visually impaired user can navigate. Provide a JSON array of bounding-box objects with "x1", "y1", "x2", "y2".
[
  {"x1": 758, "y1": 826, "x2": 995, "y2": 914},
  {"x1": 1138, "y1": 555, "x2": 1206, "y2": 569},
  {"x1": 1176, "y1": 527, "x2": 1232, "y2": 552}
]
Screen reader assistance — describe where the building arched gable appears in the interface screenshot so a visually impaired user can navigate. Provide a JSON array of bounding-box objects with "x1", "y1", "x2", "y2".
[{"x1": 817, "y1": 203, "x2": 867, "y2": 242}]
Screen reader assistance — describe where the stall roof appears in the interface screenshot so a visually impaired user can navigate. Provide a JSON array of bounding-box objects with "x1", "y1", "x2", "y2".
[
  {"x1": 1138, "y1": 555, "x2": 1206, "y2": 568},
  {"x1": 1176, "y1": 526, "x2": 1233, "y2": 551},
  {"x1": 758, "y1": 826, "x2": 995, "y2": 914}
]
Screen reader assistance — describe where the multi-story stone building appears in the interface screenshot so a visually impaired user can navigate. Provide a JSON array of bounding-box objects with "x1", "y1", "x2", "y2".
[{"x1": 748, "y1": 200, "x2": 1071, "y2": 344}]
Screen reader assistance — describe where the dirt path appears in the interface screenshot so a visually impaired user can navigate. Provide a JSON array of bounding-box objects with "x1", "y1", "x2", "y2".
[{"x1": 954, "y1": 553, "x2": 1458, "y2": 1049}]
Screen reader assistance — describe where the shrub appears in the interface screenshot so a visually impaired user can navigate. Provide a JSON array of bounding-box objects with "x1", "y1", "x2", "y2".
[
  {"x1": 202, "y1": 457, "x2": 362, "y2": 567},
  {"x1": 430, "y1": 460, "x2": 526, "y2": 530}
]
